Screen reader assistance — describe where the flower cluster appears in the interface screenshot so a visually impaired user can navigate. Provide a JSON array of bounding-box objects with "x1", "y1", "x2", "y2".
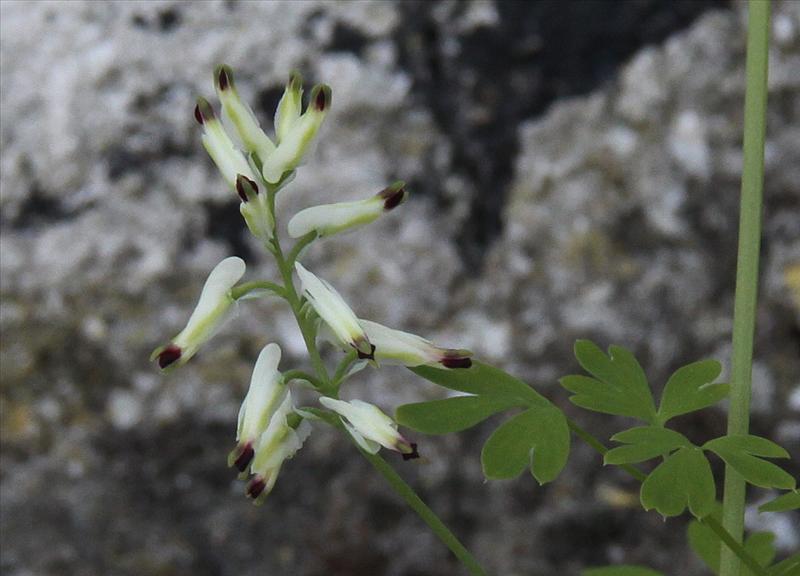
[{"x1": 152, "y1": 66, "x2": 471, "y2": 503}]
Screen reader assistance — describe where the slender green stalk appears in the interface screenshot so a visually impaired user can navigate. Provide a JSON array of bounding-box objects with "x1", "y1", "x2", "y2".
[
  {"x1": 360, "y1": 448, "x2": 488, "y2": 576},
  {"x1": 266, "y1": 187, "x2": 486, "y2": 575},
  {"x1": 230, "y1": 280, "x2": 285, "y2": 300},
  {"x1": 721, "y1": 3, "x2": 770, "y2": 576},
  {"x1": 566, "y1": 417, "x2": 768, "y2": 576}
]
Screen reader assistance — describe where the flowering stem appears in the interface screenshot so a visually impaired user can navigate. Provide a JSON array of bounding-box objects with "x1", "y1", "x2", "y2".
[
  {"x1": 360, "y1": 448, "x2": 488, "y2": 576},
  {"x1": 230, "y1": 280, "x2": 285, "y2": 300},
  {"x1": 720, "y1": 2, "x2": 770, "y2": 576},
  {"x1": 566, "y1": 417, "x2": 768, "y2": 576}
]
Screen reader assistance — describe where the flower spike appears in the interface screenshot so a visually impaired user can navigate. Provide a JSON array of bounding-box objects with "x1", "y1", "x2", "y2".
[
  {"x1": 294, "y1": 262, "x2": 373, "y2": 358},
  {"x1": 287, "y1": 181, "x2": 407, "y2": 239},
  {"x1": 228, "y1": 343, "x2": 287, "y2": 474},
  {"x1": 247, "y1": 393, "x2": 311, "y2": 504},
  {"x1": 319, "y1": 397, "x2": 417, "y2": 458},
  {"x1": 151, "y1": 257, "x2": 246, "y2": 370},
  {"x1": 213, "y1": 64, "x2": 276, "y2": 162},
  {"x1": 261, "y1": 84, "x2": 332, "y2": 183}
]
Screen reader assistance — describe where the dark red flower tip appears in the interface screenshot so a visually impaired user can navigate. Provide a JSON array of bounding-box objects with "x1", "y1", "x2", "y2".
[
  {"x1": 194, "y1": 104, "x2": 204, "y2": 125},
  {"x1": 312, "y1": 85, "x2": 331, "y2": 112},
  {"x1": 383, "y1": 187, "x2": 406, "y2": 210},
  {"x1": 194, "y1": 98, "x2": 215, "y2": 125},
  {"x1": 216, "y1": 65, "x2": 232, "y2": 91},
  {"x1": 440, "y1": 356, "x2": 472, "y2": 369},
  {"x1": 233, "y1": 443, "x2": 255, "y2": 472},
  {"x1": 235, "y1": 174, "x2": 258, "y2": 202},
  {"x1": 402, "y1": 443, "x2": 420, "y2": 461},
  {"x1": 246, "y1": 476, "x2": 267, "y2": 499},
  {"x1": 356, "y1": 343, "x2": 376, "y2": 361},
  {"x1": 157, "y1": 345, "x2": 182, "y2": 369}
]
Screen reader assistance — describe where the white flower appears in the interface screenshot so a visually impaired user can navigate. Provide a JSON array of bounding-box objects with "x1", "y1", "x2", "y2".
[
  {"x1": 319, "y1": 397, "x2": 417, "y2": 458},
  {"x1": 228, "y1": 343, "x2": 287, "y2": 474},
  {"x1": 194, "y1": 98, "x2": 259, "y2": 190},
  {"x1": 274, "y1": 71, "x2": 303, "y2": 144},
  {"x1": 261, "y1": 84, "x2": 331, "y2": 184},
  {"x1": 151, "y1": 257, "x2": 246, "y2": 370},
  {"x1": 236, "y1": 174, "x2": 274, "y2": 241},
  {"x1": 294, "y1": 262, "x2": 374, "y2": 359},
  {"x1": 287, "y1": 181, "x2": 407, "y2": 239},
  {"x1": 214, "y1": 65, "x2": 276, "y2": 163},
  {"x1": 246, "y1": 392, "x2": 311, "y2": 504},
  {"x1": 359, "y1": 320, "x2": 472, "y2": 369}
]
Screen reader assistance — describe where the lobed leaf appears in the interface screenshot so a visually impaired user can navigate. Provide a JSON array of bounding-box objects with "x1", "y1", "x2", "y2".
[
  {"x1": 605, "y1": 426, "x2": 692, "y2": 465},
  {"x1": 411, "y1": 361, "x2": 548, "y2": 407},
  {"x1": 396, "y1": 395, "x2": 519, "y2": 435},
  {"x1": 704, "y1": 435, "x2": 795, "y2": 490},
  {"x1": 640, "y1": 446, "x2": 715, "y2": 518},
  {"x1": 758, "y1": 490, "x2": 800, "y2": 513},
  {"x1": 481, "y1": 405, "x2": 570, "y2": 485},
  {"x1": 657, "y1": 359, "x2": 727, "y2": 423},
  {"x1": 562, "y1": 341, "x2": 657, "y2": 424}
]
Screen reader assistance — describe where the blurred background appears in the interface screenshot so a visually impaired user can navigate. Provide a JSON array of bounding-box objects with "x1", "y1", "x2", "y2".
[{"x1": 1, "y1": 0, "x2": 798, "y2": 575}]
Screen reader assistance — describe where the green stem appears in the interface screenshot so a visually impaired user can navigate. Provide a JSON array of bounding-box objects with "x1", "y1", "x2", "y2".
[
  {"x1": 360, "y1": 448, "x2": 488, "y2": 576},
  {"x1": 230, "y1": 280, "x2": 285, "y2": 300},
  {"x1": 721, "y1": 2, "x2": 770, "y2": 576},
  {"x1": 566, "y1": 417, "x2": 768, "y2": 576},
  {"x1": 283, "y1": 369, "x2": 322, "y2": 388}
]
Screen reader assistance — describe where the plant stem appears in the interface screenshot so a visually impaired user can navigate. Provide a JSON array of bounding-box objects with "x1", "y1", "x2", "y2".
[
  {"x1": 360, "y1": 448, "x2": 488, "y2": 576},
  {"x1": 230, "y1": 280, "x2": 285, "y2": 300},
  {"x1": 721, "y1": 2, "x2": 770, "y2": 576},
  {"x1": 566, "y1": 417, "x2": 768, "y2": 576},
  {"x1": 267, "y1": 190, "x2": 486, "y2": 575}
]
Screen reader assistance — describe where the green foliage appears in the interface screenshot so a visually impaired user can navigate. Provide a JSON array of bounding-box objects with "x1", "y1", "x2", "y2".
[
  {"x1": 560, "y1": 341, "x2": 657, "y2": 423},
  {"x1": 481, "y1": 406, "x2": 570, "y2": 484},
  {"x1": 657, "y1": 360, "x2": 728, "y2": 424},
  {"x1": 406, "y1": 362, "x2": 570, "y2": 484},
  {"x1": 769, "y1": 553, "x2": 800, "y2": 576},
  {"x1": 640, "y1": 446, "x2": 715, "y2": 518},
  {"x1": 704, "y1": 435, "x2": 795, "y2": 490},
  {"x1": 688, "y1": 513, "x2": 776, "y2": 576},
  {"x1": 758, "y1": 490, "x2": 800, "y2": 513},
  {"x1": 604, "y1": 426, "x2": 691, "y2": 465},
  {"x1": 582, "y1": 567, "x2": 664, "y2": 576}
]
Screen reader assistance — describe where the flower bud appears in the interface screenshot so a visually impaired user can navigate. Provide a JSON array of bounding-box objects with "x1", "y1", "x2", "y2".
[
  {"x1": 247, "y1": 393, "x2": 311, "y2": 504},
  {"x1": 274, "y1": 71, "x2": 303, "y2": 144},
  {"x1": 261, "y1": 84, "x2": 332, "y2": 184},
  {"x1": 236, "y1": 174, "x2": 274, "y2": 241},
  {"x1": 196, "y1": 97, "x2": 259, "y2": 190},
  {"x1": 151, "y1": 257, "x2": 246, "y2": 370},
  {"x1": 287, "y1": 181, "x2": 407, "y2": 239},
  {"x1": 214, "y1": 65, "x2": 276, "y2": 163},
  {"x1": 294, "y1": 262, "x2": 373, "y2": 359},
  {"x1": 228, "y1": 343, "x2": 287, "y2": 474},
  {"x1": 319, "y1": 397, "x2": 417, "y2": 458}
]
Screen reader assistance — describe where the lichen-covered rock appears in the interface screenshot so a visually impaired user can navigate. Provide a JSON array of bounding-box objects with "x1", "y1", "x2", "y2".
[{"x1": 1, "y1": 1, "x2": 798, "y2": 575}]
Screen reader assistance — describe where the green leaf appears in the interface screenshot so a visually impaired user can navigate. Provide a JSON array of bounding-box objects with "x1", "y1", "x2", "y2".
[
  {"x1": 688, "y1": 516, "x2": 776, "y2": 576},
  {"x1": 770, "y1": 553, "x2": 800, "y2": 576},
  {"x1": 640, "y1": 446, "x2": 715, "y2": 518},
  {"x1": 481, "y1": 405, "x2": 570, "y2": 484},
  {"x1": 560, "y1": 340, "x2": 657, "y2": 423},
  {"x1": 605, "y1": 426, "x2": 692, "y2": 465},
  {"x1": 657, "y1": 359, "x2": 728, "y2": 423},
  {"x1": 396, "y1": 395, "x2": 519, "y2": 435},
  {"x1": 411, "y1": 361, "x2": 548, "y2": 407},
  {"x1": 582, "y1": 567, "x2": 664, "y2": 576},
  {"x1": 704, "y1": 435, "x2": 795, "y2": 490},
  {"x1": 759, "y1": 490, "x2": 800, "y2": 513}
]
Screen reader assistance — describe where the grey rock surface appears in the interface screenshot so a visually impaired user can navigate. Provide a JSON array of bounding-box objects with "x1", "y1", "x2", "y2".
[{"x1": 1, "y1": 1, "x2": 798, "y2": 575}]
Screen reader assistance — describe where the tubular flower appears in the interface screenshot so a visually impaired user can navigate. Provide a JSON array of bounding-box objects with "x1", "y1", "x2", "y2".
[
  {"x1": 320, "y1": 397, "x2": 418, "y2": 459},
  {"x1": 151, "y1": 257, "x2": 246, "y2": 370},
  {"x1": 194, "y1": 97, "x2": 259, "y2": 189},
  {"x1": 287, "y1": 181, "x2": 407, "y2": 239},
  {"x1": 261, "y1": 83, "x2": 332, "y2": 184},
  {"x1": 359, "y1": 320, "x2": 472, "y2": 369},
  {"x1": 274, "y1": 71, "x2": 303, "y2": 144},
  {"x1": 228, "y1": 343, "x2": 287, "y2": 475},
  {"x1": 246, "y1": 393, "x2": 311, "y2": 504},
  {"x1": 236, "y1": 174, "x2": 274, "y2": 241},
  {"x1": 294, "y1": 262, "x2": 374, "y2": 359},
  {"x1": 214, "y1": 65, "x2": 276, "y2": 163}
]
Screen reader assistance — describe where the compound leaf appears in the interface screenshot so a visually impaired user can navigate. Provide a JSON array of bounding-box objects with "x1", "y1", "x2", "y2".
[
  {"x1": 640, "y1": 446, "x2": 715, "y2": 518},
  {"x1": 605, "y1": 426, "x2": 692, "y2": 465},
  {"x1": 658, "y1": 359, "x2": 727, "y2": 423},
  {"x1": 481, "y1": 405, "x2": 570, "y2": 484},
  {"x1": 759, "y1": 490, "x2": 800, "y2": 513},
  {"x1": 396, "y1": 395, "x2": 519, "y2": 435}
]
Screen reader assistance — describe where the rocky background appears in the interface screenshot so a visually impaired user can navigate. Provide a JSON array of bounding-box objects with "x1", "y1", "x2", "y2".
[{"x1": 1, "y1": 1, "x2": 798, "y2": 575}]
